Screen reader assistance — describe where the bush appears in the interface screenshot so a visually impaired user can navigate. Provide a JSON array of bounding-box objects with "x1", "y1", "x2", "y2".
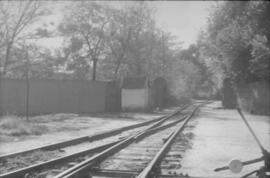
[{"x1": 0, "y1": 115, "x2": 47, "y2": 136}]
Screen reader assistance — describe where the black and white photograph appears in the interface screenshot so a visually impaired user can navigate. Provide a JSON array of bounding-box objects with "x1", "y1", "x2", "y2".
[{"x1": 0, "y1": 1, "x2": 269, "y2": 178}]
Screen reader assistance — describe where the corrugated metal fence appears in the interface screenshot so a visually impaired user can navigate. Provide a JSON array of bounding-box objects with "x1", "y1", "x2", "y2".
[{"x1": 0, "y1": 79, "x2": 121, "y2": 115}]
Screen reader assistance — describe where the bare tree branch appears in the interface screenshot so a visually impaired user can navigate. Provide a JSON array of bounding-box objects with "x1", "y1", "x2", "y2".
[{"x1": 0, "y1": 1, "x2": 45, "y2": 75}]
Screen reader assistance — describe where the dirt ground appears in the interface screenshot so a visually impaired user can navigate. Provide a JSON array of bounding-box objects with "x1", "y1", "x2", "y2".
[
  {"x1": 180, "y1": 101, "x2": 270, "y2": 177},
  {"x1": 0, "y1": 111, "x2": 168, "y2": 156}
]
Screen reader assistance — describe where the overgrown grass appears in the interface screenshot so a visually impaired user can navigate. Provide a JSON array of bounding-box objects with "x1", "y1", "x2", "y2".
[{"x1": 0, "y1": 115, "x2": 48, "y2": 136}]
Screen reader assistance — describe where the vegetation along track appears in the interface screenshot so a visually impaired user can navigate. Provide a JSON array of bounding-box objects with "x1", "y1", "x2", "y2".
[
  {"x1": 48, "y1": 103, "x2": 203, "y2": 178},
  {"x1": 0, "y1": 104, "x2": 193, "y2": 178}
]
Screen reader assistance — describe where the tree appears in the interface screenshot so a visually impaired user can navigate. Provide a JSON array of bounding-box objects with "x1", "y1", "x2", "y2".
[
  {"x1": 201, "y1": 1, "x2": 270, "y2": 84},
  {"x1": 104, "y1": 8, "x2": 132, "y2": 80},
  {"x1": 168, "y1": 58, "x2": 201, "y2": 102},
  {"x1": 103, "y1": 3, "x2": 165, "y2": 80},
  {"x1": 105, "y1": 3, "x2": 176, "y2": 80},
  {"x1": 59, "y1": 2, "x2": 110, "y2": 80},
  {"x1": 0, "y1": 1, "x2": 47, "y2": 77},
  {"x1": 125, "y1": 3, "x2": 156, "y2": 76},
  {"x1": 56, "y1": 2, "x2": 205, "y2": 103},
  {"x1": 177, "y1": 44, "x2": 214, "y2": 94}
]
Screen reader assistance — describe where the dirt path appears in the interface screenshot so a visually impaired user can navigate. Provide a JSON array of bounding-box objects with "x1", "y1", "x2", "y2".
[{"x1": 180, "y1": 101, "x2": 270, "y2": 177}]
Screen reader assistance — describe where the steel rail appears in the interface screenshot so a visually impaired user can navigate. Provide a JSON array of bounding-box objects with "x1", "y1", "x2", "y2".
[
  {"x1": 60, "y1": 119, "x2": 185, "y2": 178},
  {"x1": 134, "y1": 106, "x2": 189, "y2": 140},
  {"x1": 146, "y1": 104, "x2": 188, "y2": 130},
  {"x1": 81, "y1": 168, "x2": 238, "y2": 178},
  {"x1": 0, "y1": 117, "x2": 162, "y2": 159},
  {"x1": 137, "y1": 105, "x2": 200, "y2": 178},
  {"x1": 0, "y1": 105, "x2": 188, "y2": 178},
  {"x1": 56, "y1": 116, "x2": 188, "y2": 178},
  {"x1": 53, "y1": 110, "x2": 189, "y2": 178},
  {"x1": 90, "y1": 168, "x2": 138, "y2": 177},
  {"x1": 0, "y1": 140, "x2": 121, "y2": 178},
  {"x1": 0, "y1": 106, "x2": 187, "y2": 160},
  {"x1": 0, "y1": 115, "x2": 187, "y2": 178}
]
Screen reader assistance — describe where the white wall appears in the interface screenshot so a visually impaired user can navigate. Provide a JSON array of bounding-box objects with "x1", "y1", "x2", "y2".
[{"x1": 121, "y1": 89, "x2": 149, "y2": 111}]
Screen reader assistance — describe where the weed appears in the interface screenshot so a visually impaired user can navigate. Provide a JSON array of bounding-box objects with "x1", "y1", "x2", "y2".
[{"x1": 0, "y1": 115, "x2": 48, "y2": 136}]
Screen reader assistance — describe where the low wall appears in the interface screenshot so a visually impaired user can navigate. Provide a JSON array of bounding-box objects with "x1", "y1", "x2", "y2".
[
  {"x1": 121, "y1": 89, "x2": 149, "y2": 111},
  {"x1": 0, "y1": 79, "x2": 120, "y2": 115}
]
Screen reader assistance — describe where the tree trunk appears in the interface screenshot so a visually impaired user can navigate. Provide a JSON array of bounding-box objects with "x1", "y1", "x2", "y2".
[
  {"x1": 113, "y1": 53, "x2": 124, "y2": 80},
  {"x1": 0, "y1": 68, "x2": 2, "y2": 116},
  {"x1": 136, "y1": 58, "x2": 142, "y2": 76},
  {"x1": 113, "y1": 62, "x2": 121, "y2": 80},
  {"x1": 92, "y1": 58, "x2": 98, "y2": 81},
  {"x1": 25, "y1": 50, "x2": 30, "y2": 121},
  {"x1": 2, "y1": 42, "x2": 12, "y2": 76}
]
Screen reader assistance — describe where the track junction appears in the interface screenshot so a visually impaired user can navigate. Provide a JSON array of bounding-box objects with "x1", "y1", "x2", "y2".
[{"x1": 0, "y1": 102, "x2": 207, "y2": 178}]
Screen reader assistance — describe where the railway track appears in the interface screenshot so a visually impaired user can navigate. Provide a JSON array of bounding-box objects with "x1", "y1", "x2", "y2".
[
  {"x1": 46, "y1": 103, "x2": 202, "y2": 178},
  {"x1": 0, "y1": 104, "x2": 194, "y2": 178},
  {"x1": 81, "y1": 106, "x2": 200, "y2": 178}
]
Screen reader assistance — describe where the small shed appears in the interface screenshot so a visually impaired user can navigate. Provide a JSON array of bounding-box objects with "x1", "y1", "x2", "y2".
[{"x1": 121, "y1": 77, "x2": 151, "y2": 111}]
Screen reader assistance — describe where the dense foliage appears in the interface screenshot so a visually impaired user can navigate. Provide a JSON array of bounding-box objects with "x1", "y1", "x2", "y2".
[
  {"x1": 0, "y1": 1, "x2": 48, "y2": 77},
  {"x1": 0, "y1": 1, "x2": 224, "y2": 102},
  {"x1": 199, "y1": 1, "x2": 270, "y2": 85}
]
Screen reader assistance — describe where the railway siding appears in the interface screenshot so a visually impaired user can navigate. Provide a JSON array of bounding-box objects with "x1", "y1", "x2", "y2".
[
  {"x1": 52, "y1": 104, "x2": 203, "y2": 178},
  {"x1": 99, "y1": 125, "x2": 177, "y2": 171},
  {"x1": 0, "y1": 105, "x2": 190, "y2": 178},
  {"x1": 52, "y1": 109, "x2": 189, "y2": 178}
]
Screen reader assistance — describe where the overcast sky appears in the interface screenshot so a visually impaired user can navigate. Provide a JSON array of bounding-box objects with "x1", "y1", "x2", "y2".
[
  {"x1": 37, "y1": 1, "x2": 215, "y2": 50},
  {"x1": 153, "y1": 1, "x2": 215, "y2": 48}
]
